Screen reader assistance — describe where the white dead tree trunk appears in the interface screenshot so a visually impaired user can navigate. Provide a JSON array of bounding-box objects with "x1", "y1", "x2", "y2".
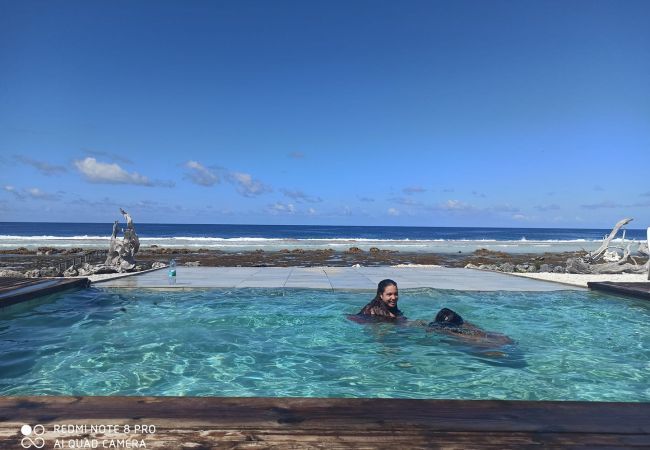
[
  {"x1": 104, "y1": 208, "x2": 140, "y2": 271},
  {"x1": 566, "y1": 218, "x2": 649, "y2": 274},
  {"x1": 587, "y1": 217, "x2": 633, "y2": 262}
]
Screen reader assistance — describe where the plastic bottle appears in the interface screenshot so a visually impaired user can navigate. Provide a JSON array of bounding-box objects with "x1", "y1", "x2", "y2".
[{"x1": 168, "y1": 258, "x2": 177, "y2": 285}]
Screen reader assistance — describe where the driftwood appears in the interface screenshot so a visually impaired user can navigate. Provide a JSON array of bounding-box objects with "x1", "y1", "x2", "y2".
[
  {"x1": 566, "y1": 258, "x2": 647, "y2": 274},
  {"x1": 639, "y1": 241, "x2": 649, "y2": 256},
  {"x1": 566, "y1": 218, "x2": 649, "y2": 274},
  {"x1": 646, "y1": 230, "x2": 650, "y2": 280},
  {"x1": 586, "y1": 217, "x2": 633, "y2": 262},
  {"x1": 639, "y1": 239, "x2": 650, "y2": 281},
  {"x1": 104, "y1": 208, "x2": 140, "y2": 272}
]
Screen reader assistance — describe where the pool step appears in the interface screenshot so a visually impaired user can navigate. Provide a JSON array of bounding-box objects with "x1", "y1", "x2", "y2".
[{"x1": 0, "y1": 277, "x2": 90, "y2": 307}]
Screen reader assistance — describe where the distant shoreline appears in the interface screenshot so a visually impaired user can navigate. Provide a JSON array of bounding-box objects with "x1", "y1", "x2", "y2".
[{"x1": 3, "y1": 222, "x2": 647, "y2": 256}]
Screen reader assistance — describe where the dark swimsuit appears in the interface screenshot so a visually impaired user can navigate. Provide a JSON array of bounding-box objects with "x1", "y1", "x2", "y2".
[{"x1": 350, "y1": 298, "x2": 405, "y2": 323}]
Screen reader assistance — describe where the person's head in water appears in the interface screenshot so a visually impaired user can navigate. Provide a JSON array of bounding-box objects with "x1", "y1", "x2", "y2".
[
  {"x1": 375, "y1": 279, "x2": 398, "y2": 310},
  {"x1": 431, "y1": 308, "x2": 464, "y2": 327}
]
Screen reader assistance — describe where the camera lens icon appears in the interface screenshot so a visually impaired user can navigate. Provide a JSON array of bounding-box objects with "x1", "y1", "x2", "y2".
[{"x1": 20, "y1": 424, "x2": 45, "y2": 448}]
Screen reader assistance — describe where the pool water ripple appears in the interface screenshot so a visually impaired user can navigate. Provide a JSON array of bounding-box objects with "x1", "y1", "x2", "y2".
[{"x1": 0, "y1": 287, "x2": 648, "y2": 400}]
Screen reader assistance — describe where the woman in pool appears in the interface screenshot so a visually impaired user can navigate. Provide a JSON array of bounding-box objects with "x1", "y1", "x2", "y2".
[
  {"x1": 354, "y1": 279, "x2": 405, "y2": 321},
  {"x1": 351, "y1": 283, "x2": 512, "y2": 345}
]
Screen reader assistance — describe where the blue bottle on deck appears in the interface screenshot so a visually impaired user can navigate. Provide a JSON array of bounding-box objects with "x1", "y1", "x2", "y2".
[{"x1": 168, "y1": 259, "x2": 177, "y2": 284}]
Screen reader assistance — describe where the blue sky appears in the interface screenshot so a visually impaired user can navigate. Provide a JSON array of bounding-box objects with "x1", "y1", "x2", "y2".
[{"x1": 1, "y1": 0, "x2": 649, "y2": 227}]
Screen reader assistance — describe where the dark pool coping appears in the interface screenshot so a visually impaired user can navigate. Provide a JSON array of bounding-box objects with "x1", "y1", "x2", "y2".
[
  {"x1": 588, "y1": 281, "x2": 650, "y2": 301},
  {"x1": 0, "y1": 277, "x2": 90, "y2": 308}
]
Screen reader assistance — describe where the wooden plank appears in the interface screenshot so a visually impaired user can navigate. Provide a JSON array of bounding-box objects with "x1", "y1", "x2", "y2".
[
  {"x1": 0, "y1": 277, "x2": 89, "y2": 307},
  {"x1": 6, "y1": 429, "x2": 646, "y2": 449},
  {"x1": 0, "y1": 397, "x2": 649, "y2": 448},
  {"x1": 588, "y1": 281, "x2": 650, "y2": 300}
]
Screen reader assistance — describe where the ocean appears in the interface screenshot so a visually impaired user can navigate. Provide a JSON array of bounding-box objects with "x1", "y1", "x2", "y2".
[{"x1": 0, "y1": 222, "x2": 645, "y2": 254}]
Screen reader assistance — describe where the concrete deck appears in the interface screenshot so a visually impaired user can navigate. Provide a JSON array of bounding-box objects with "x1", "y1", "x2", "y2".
[{"x1": 95, "y1": 266, "x2": 582, "y2": 291}]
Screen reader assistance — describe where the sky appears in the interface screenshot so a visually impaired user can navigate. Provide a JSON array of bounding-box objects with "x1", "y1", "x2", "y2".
[{"x1": 1, "y1": 0, "x2": 649, "y2": 227}]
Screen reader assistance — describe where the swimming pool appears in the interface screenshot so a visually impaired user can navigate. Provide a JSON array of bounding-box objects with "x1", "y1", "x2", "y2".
[{"x1": 1, "y1": 287, "x2": 648, "y2": 401}]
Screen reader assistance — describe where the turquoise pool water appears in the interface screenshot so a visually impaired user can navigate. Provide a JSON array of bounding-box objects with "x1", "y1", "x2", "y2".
[{"x1": 0, "y1": 287, "x2": 648, "y2": 400}]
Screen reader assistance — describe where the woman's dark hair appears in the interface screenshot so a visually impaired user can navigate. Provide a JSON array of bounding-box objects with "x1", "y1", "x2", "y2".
[
  {"x1": 373, "y1": 279, "x2": 397, "y2": 301},
  {"x1": 431, "y1": 308, "x2": 464, "y2": 327}
]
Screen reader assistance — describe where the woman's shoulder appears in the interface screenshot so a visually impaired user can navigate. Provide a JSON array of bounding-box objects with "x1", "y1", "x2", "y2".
[{"x1": 357, "y1": 298, "x2": 381, "y2": 315}]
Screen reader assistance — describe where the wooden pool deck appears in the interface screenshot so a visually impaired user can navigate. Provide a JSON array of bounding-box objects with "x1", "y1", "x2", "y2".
[
  {"x1": 0, "y1": 396, "x2": 648, "y2": 448},
  {"x1": 0, "y1": 277, "x2": 90, "y2": 308},
  {"x1": 588, "y1": 281, "x2": 650, "y2": 301}
]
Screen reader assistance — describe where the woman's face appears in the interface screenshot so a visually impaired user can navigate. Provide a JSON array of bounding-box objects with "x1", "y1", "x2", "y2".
[{"x1": 380, "y1": 284, "x2": 398, "y2": 308}]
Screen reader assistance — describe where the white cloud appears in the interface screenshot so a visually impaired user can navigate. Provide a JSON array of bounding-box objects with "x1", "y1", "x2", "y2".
[
  {"x1": 66, "y1": 197, "x2": 183, "y2": 215},
  {"x1": 14, "y1": 155, "x2": 67, "y2": 175},
  {"x1": 227, "y1": 171, "x2": 272, "y2": 197},
  {"x1": 307, "y1": 207, "x2": 317, "y2": 215},
  {"x1": 74, "y1": 157, "x2": 155, "y2": 186},
  {"x1": 268, "y1": 202, "x2": 295, "y2": 214},
  {"x1": 66, "y1": 196, "x2": 119, "y2": 209},
  {"x1": 403, "y1": 186, "x2": 426, "y2": 195},
  {"x1": 512, "y1": 214, "x2": 529, "y2": 220},
  {"x1": 390, "y1": 196, "x2": 423, "y2": 207},
  {"x1": 82, "y1": 148, "x2": 133, "y2": 165},
  {"x1": 184, "y1": 160, "x2": 220, "y2": 186},
  {"x1": 388, "y1": 208, "x2": 400, "y2": 216},
  {"x1": 182, "y1": 161, "x2": 269, "y2": 196},
  {"x1": 535, "y1": 204, "x2": 561, "y2": 212},
  {"x1": 440, "y1": 199, "x2": 475, "y2": 211},
  {"x1": 580, "y1": 201, "x2": 622, "y2": 209},
  {"x1": 3, "y1": 185, "x2": 61, "y2": 201},
  {"x1": 26, "y1": 187, "x2": 60, "y2": 200},
  {"x1": 281, "y1": 189, "x2": 322, "y2": 203},
  {"x1": 3, "y1": 185, "x2": 24, "y2": 199},
  {"x1": 490, "y1": 204, "x2": 520, "y2": 213}
]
